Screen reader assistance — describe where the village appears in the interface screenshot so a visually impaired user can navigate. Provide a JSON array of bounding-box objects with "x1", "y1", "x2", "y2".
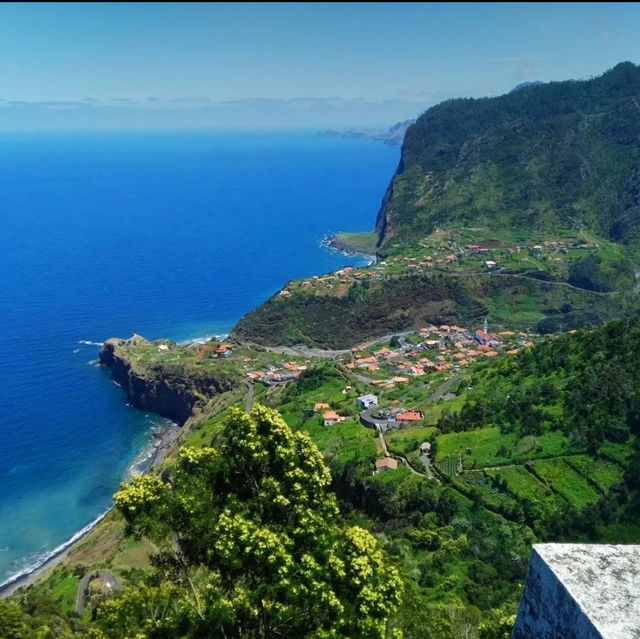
[
  {"x1": 277, "y1": 229, "x2": 601, "y2": 299},
  {"x1": 142, "y1": 311, "x2": 547, "y2": 480}
]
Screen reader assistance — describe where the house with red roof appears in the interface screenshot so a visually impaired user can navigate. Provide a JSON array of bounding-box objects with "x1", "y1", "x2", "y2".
[
  {"x1": 375, "y1": 457, "x2": 398, "y2": 473},
  {"x1": 396, "y1": 411, "x2": 423, "y2": 422},
  {"x1": 323, "y1": 411, "x2": 346, "y2": 426}
]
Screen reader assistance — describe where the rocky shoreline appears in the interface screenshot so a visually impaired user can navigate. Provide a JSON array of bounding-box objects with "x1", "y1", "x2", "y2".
[
  {"x1": 321, "y1": 234, "x2": 377, "y2": 264},
  {"x1": 0, "y1": 416, "x2": 182, "y2": 599}
]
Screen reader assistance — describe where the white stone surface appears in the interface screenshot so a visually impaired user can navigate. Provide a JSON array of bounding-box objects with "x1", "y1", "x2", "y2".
[{"x1": 512, "y1": 544, "x2": 640, "y2": 639}]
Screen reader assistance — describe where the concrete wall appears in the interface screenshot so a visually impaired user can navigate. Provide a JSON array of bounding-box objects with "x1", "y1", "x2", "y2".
[{"x1": 511, "y1": 547, "x2": 602, "y2": 639}]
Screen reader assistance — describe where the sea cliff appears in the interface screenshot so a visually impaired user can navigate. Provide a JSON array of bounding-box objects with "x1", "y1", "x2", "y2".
[{"x1": 99, "y1": 335, "x2": 239, "y2": 425}]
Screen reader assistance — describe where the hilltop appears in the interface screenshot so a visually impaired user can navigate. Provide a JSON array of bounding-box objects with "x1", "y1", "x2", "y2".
[
  {"x1": 7, "y1": 61, "x2": 640, "y2": 639},
  {"x1": 8, "y1": 313, "x2": 640, "y2": 637}
]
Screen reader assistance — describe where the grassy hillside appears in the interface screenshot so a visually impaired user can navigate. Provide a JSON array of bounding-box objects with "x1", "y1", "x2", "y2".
[
  {"x1": 232, "y1": 268, "x2": 636, "y2": 349},
  {"x1": 8, "y1": 318, "x2": 640, "y2": 637}
]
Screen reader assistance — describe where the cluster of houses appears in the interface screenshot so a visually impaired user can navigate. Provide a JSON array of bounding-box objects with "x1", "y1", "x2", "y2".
[
  {"x1": 313, "y1": 393, "x2": 425, "y2": 430},
  {"x1": 276, "y1": 234, "x2": 599, "y2": 301},
  {"x1": 245, "y1": 360, "x2": 308, "y2": 386},
  {"x1": 342, "y1": 325, "x2": 537, "y2": 386}
]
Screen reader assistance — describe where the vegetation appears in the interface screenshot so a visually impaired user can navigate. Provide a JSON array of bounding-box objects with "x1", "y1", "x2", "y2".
[
  {"x1": 378, "y1": 62, "x2": 640, "y2": 250},
  {"x1": 232, "y1": 270, "x2": 633, "y2": 348},
  {"x1": 10, "y1": 316, "x2": 640, "y2": 637},
  {"x1": 9, "y1": 63, "x2": 640, "y2": 638}
]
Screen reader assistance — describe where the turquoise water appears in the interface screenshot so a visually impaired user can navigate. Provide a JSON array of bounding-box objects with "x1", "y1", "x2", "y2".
[{"x1": 0, "y1": 129, "x2": 398, "y2": 585}]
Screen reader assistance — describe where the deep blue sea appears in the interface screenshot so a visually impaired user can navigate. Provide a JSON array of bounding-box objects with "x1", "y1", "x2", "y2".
[{"x1": 0, "y1": 130, "x2": 398, "y2": 585}]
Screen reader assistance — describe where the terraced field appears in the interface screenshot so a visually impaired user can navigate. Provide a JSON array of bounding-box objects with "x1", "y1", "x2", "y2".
[{"x1": 531, "y1": 459, "x2": 600, "y2": 508}]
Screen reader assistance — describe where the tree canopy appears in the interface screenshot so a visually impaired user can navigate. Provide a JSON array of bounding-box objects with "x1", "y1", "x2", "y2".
[{"x1": 102, "y1": 404, "x2": 402, "y2": 639}]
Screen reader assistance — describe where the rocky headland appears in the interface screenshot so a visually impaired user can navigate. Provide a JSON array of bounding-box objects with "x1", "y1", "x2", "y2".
[{"x1": 99, "y1": 335, "x2": 240, "y2": 425}]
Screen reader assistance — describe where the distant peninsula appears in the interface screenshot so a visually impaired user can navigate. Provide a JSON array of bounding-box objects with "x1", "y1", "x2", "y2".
[{"x1": 317, "y1": 118, "x2": 415, "y2": 146}]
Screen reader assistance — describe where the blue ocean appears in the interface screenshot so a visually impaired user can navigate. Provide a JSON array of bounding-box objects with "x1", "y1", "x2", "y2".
[{"x1": 0, "y1": 130, "x2": 398, "y2": 585}]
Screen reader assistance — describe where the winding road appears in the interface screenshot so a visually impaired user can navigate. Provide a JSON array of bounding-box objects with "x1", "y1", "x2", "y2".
[
  {"x1": 76, "y1": 570, "x2": 121, "y2": 615},
  {"x1": 360, "y1": 374, "x2": 464, "y2": 480},
  {"x1": 238, "y1": 330, "x2": 417, "y2": 360}
]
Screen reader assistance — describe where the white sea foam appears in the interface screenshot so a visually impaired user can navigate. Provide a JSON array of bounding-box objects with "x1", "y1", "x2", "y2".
[
  {"x1": 178, "y1": 333, "x2": 229, "y2": 347},
  {"x1": 127, "y1": 420, "x2": 178, "y2": 477},
  {"x1": 0, "y1": 509, "x2": 110, "y2": 591},
  {"x1": 78, "y1": 340, "x2": 104, "y2": 346}
]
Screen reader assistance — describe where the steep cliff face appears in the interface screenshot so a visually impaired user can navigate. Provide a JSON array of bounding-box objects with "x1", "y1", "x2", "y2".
[
  {"x1": 376, "y1": 62, "x2": 640, "y2": 249},
  {"x1": 100, "y1": 335, "x2": 239, "y2": 424}
]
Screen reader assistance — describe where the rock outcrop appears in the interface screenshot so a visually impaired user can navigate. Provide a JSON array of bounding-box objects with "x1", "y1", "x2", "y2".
[{"x1": 100, "y1": 335, "x2": 239, "y2": 424}]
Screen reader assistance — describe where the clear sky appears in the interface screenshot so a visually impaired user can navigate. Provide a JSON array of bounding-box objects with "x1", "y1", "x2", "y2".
[{"x1": 1, "y1": 2, "x2": 639, "y2": 128}]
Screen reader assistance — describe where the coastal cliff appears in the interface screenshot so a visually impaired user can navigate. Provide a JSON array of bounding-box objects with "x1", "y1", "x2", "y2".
[
  {"x1": 99, "y1": 335, "x2": 239, "y2": 424},
  {"x1": 375, "y1": 62, "x2": 640, "y2": 249}
]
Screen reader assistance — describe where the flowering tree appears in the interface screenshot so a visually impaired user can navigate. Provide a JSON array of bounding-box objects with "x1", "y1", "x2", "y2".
[{"x1": 104, "y1": 405, "x2": 402, "y2": 638}]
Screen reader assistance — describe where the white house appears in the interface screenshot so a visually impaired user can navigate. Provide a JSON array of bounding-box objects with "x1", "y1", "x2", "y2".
[
  {"x1": 357, "y1": 394, "x2": 378, "y2": 409},
  {"x1": 322, "y1": 411, "x2": 345, "y2": 426}
]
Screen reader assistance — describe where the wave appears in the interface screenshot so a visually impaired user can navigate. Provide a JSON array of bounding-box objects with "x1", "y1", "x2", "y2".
[
  {"x1": 127, "y1": 420, "x2": 178, "y2": 477},
  {"x1": 177, "y1": 333, "x2": 229, "y2": 347},
  {"x1": 78, "y1": 340, "x2": 104, "y2": 346},
  {"x1": 0, "y1": 509, "x2": 110, "y2": 592}
]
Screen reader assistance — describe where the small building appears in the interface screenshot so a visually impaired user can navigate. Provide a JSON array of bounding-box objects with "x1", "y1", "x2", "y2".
[
  {"x1": 485, "y1": 260, "x2": 498, "y2": 270},
  {"x1": 355, "y1": 356, "x2": 377, "y2": 367},
  {"x1": 158, "y1": 344, "x2": 169, "y2": 352},
  {"x1": 322, "y1": 411, "x2": 345, "y2": 426},
  {"x1": 217, "y1": 345, "x2": 232, "y2": 357},
  {"x1": 357, "y1": 394, "x2": 378, "y2": 409},
  {"x1": 314, "y1": 402, "x2": 330, "y2": 412},
  {"x1": 396, "y1": 411, "x2": 423, "y2": 423},
  {"x1": 375, "y1": 457, "x2": 398, "y2": 473},
  {"x1": 420, "y1": 442, "x2": 432, "y2": 454}
]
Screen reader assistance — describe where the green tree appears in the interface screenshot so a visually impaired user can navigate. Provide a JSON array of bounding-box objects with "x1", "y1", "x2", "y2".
[{"x1": 107, "y1": 405, "x2": 402, "y2": 639}]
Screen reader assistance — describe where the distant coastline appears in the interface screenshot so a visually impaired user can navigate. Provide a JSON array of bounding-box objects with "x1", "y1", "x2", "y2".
[{"x1": 317, "y1": 119, "x2": 415, "y2": 147}]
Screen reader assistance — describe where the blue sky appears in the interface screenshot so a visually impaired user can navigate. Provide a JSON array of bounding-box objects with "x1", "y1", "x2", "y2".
[{"x1": 0, "y1": 2, "x2": 638, "y2": 128}]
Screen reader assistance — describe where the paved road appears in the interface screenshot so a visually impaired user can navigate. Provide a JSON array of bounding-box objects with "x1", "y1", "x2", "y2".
[
  {"x1": 426, "y1": 374, "x2": 464, "y2": 402},
  {"x1": 366, "y1": 374, "x2": 463, "y2": 480},
  {"x1": 238, "y1": 330, "x2": 416, "y2": 360},
  {"x1": 243, "y1": 380, "x2": 254, "y2": 413},
  {"x1": 439, "y1": 269, "x2": 621, "y2": 296},
  {"x1": 360, "y1": 406, "x2": 392, "y2": 430},
  {"x1": 375, "y1": 423, "x2": 389, "y2": 455},
  {"x1": 76, "y1": 570, "x2": 121, "y2": 615}
]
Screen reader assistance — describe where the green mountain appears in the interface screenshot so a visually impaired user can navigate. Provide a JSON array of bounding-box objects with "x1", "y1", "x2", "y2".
[
  {"x1": 232, "y1": 63, "x2": 640, "y2": 348},
  {"x1": 376, "y1": 62, "x2": 640, "y2": 252}
]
